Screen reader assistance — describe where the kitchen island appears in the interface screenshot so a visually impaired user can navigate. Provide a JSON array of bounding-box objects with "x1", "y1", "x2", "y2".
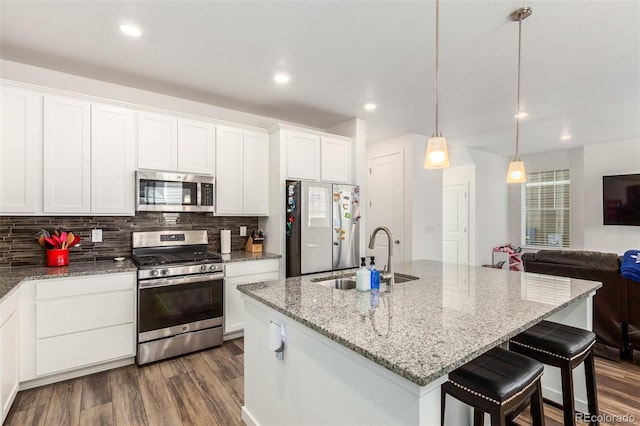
[{"x1": 238, "y1": 260, "x2": 602, "y2": 425}]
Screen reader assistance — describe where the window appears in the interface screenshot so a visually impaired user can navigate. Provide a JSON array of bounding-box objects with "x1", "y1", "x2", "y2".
[{"x1": 521, "y1": 169, "x2": 571, "y2": 247}]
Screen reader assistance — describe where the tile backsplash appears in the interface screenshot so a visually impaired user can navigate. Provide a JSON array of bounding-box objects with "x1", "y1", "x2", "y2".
[{"x1": 0, "y1": 213, "x2": 259, "y2": 268}]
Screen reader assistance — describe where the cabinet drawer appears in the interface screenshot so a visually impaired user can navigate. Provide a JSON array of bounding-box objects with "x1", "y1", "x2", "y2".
[
  {"x1": 36, "y1": 290, "x2": 134, "y2": 339},
  {"x1": 36, "y1": 323, "x2": 134, "y2": 376},
  {"x1": 36, "y1": 272, "x2": 135, "y2": 300},
  {"x1": 225, "y1": 259, "x2": 279, "y2": 277}
]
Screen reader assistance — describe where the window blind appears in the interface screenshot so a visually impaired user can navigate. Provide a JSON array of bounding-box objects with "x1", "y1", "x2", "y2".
[{"x1": 521, "y1": 169, "x2": 571, "y2": 247}]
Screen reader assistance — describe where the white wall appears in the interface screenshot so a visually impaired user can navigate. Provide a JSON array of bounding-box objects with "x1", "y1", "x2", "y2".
[
  {"x1": 467, "y1": 149, "x2": 509, "y2": 266},
  {"x1": 584, "y1": 139, "x2": 640, "y2": 253},
  {"x1": 507, "y1": 148, "x2": 585, "y2": 249},
  {"x1": 507, "y1": 140, "x2": 639, "y2": 255}
]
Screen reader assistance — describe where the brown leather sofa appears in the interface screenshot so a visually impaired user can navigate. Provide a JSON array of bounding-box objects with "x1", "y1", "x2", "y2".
[{"x1": 521, "y1": 250, "x2": 640, "y2": 362}]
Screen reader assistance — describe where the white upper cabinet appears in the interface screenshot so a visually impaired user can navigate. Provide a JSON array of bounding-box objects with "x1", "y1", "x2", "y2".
[
  {"x1": 177, "y1": 118, "x2": 215, "y2": 175},
  {"x1": 215, "y1": 126, "x2": 269, "y2": 216},
  {"x1": 91, "y1": 103, "x2": 136, "y2": 214},
  {"x1": 138, "y1": 112, "x2": 214, "y2": 174},
  {"x1": 137, "y1": 111, "x2": 178, "y2": 171},
  {"x1": 43, "y1": 95, "x2": 91, "y2": 214},
  {"x1": 285, "y1": 129, "x2": 353, "y2": 183},
  {"x1": 287, "y1": 131, "x2": 320, "y2": 180},
  {"x1": 320, "y1": 137, "x2": 352, "y2": 183},
  {"x1": 243, "y1": 130, "x2": 269, "y2": 215},
  {"x1": 0, "y1": 86, "x2": 41, "y2": 214},
  {"x1": 215, "y1": 126, "x2": 244, "y2": 215}
]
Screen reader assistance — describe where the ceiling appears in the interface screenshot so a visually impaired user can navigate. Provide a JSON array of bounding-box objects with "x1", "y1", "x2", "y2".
[{"x1": 1, "y1": 1, "x2": 638, "y2": 156}]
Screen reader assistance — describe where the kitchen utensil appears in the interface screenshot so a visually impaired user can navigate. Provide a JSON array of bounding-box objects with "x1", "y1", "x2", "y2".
[
  {"x1": 37, "y1": 235, "x2": 46, "y2": 248},
  {"x1": 69, "y1": 236, "x2": 81, "y2": 248},
  {"x1": 64, "y1": 232, "x2": 75, "y2": 249},
  {"x1": 45, "y1": 236, "x2": 57, "y2": 248},
  {"x1": 59, "y1": 231, "x2": 68, "y2": 248}
]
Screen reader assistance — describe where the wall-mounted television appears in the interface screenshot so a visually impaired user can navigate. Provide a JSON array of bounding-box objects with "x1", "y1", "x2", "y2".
[{"x1": 603, "y1": 174, "x2": 640, "y2": 226}]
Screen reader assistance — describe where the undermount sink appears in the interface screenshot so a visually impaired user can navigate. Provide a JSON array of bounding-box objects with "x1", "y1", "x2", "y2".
[
  {"x1": 311, "y1": 272, "x2": 419, "y2": 289},
  {"x1": 315, "y1": 278, "x2": 357, "y2": 290},
  {"x1": 383, "y1": 273, "x2": 419, "y2": 283}
]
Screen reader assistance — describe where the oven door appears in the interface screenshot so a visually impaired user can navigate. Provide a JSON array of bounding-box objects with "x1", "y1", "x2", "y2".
[{"x1": 138, "y1": 273, "x2": 223, "y2": 343}]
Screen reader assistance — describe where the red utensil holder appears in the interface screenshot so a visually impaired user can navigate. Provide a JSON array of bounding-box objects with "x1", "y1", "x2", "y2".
[{"x1": 46, "y1": 249, "x2": 69, "y2": 267}]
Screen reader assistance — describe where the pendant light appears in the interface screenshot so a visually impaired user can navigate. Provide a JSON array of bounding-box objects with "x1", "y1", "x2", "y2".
[
  {"x1": 424, "y1": 0, "x2": 450, "y2": 169},
  {"x1": 506, "y1": 6, "x2": 532, "y2": 183}
]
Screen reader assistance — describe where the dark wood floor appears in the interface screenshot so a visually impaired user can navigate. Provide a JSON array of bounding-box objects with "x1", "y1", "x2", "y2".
[{"x1": 4, "y1": 338, "x2": 640, "y2": 425}]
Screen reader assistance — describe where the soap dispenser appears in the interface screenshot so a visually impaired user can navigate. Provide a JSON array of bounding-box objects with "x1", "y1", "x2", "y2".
[
  {"x1": 369, "y1": 256, "x2": 380, "y2": 290},
  {"x1": 356, "y1": 257, "x2": 371, "y2": 291}
]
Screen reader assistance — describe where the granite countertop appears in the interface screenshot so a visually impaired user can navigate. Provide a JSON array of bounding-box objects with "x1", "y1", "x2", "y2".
[
  {"x1": 237, "y1": 259, "x2": 602, "y2": 387},
  {"x1": 0, "y1": 259, "x2": 137, "y2": 303},
  {"x1": 218, "y1": 251, "x2": 281, "y2": 263}
]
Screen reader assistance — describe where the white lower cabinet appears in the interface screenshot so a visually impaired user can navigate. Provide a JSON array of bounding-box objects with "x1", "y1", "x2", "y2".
[
  {"x1": 224, "y1": 259, "x2": 279, "y2": 334},
  {"x1": 21, "y1": 272, "x2": 136, "y2": 382},
  {"x1": 0, "y1": 290, "x2": 20, "y2": 424}
]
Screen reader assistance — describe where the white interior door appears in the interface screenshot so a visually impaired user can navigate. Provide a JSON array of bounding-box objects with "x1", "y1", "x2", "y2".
[
  {"x1": 442, "y1": 183, "x2": 469, "y2": 264},
  {"x1": 367, "y1": 152, "x2": 404, "y2": 271}
]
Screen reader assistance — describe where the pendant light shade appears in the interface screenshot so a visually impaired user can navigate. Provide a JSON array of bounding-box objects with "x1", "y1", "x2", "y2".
[
  {"x1": 424, "y1": 135, "x2": 450, "y2": 168},
  {"x1": 424, "y1": 0, "x2": 450, "y2": 169},
  {"x1": 506, "y1": 6, "x2": 532, "y2": 183},
  {"x1": 506, "y1": 159, "x2": 527, "y2": 183}
]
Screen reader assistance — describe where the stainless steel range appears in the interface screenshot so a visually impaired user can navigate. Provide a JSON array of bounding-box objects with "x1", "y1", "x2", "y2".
[{"x1": 132, "y1": 230, "x2": 224, "y2": 365}]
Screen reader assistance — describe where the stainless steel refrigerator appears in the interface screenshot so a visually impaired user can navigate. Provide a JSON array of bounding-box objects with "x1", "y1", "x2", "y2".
[{"x1": 286, "y1": 181, "x2": 360, "y2": 277}]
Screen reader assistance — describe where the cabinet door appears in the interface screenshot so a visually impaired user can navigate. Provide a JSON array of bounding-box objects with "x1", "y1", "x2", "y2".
[
  {"x1": 215, "y1": 126, "x2": 243, "y2": 215},
  {"x1": 177, "y1": 119, "x2": 215, "y2": 175},
  {"x1": 0, "y1": 86, "x2": 42, "y2": 214},
  {"x1": 0, "y1": 293, "x2": 19, "y2": 423},
  {"x1": 138, "y1": 111, "x2": 178, "y2": 171},
  {"x1": 91, "y1": 103, "x2": 136, "y2": 214},
  {"x1": 43, "y1": 95, "x2": 91, "y2": 213},
  {"x1": 243, "y1": 130, "x2": 269, "y2": 215},
  {"x1": 321, "y1": 137, "x2": 352, "y2": 183},
  {"x1": 287, "y1": 131, "x2": 320, "y2": 180}
]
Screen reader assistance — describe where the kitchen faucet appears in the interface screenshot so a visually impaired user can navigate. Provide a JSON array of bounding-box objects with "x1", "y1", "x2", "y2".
[{"x1": 368, "y1": 226, "x2": 394, "y2": 280}]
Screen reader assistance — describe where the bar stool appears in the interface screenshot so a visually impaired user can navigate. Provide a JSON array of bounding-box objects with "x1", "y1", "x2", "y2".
[
  {"x1": 509, "y1": 320, "x2": 599, "y2": 426},
  {"x1": 441, "y1": 347, "x2": 545, "y2": 426}
]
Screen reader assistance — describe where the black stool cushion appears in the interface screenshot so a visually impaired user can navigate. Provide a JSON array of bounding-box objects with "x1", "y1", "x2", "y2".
[
  {"x1": 510, "y1": 320, "x2": 596, "y2": 360},
  {"x1": 448, "y1": 347, "x2": 543, "y2": 404}
]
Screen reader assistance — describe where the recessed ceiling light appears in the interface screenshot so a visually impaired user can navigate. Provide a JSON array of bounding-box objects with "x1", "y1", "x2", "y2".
[
  {"x1": 560, "y1": 133, "x2": 572, "y2": 141},
  {"x1": 274, "y1": 73, "x2": 291, "y2": 84},
  {"x1": 120, "y1": 24, "x2": 142, "y2": 37},
  {"x1": 514, "y1": 111, "x2": 528, "y2": 119},
  {"x1": 364, "y1": 103, "x2": 377, "y2": 111}
]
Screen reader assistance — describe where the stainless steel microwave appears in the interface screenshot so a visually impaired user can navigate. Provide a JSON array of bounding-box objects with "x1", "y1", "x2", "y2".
[{"x1": 135, "y1": 170, "x2": 215, "y2": 212}]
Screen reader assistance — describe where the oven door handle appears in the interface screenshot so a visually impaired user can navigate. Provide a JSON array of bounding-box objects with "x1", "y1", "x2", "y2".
[{"x1": 139, "y1": 273, "x2": 224, "y2": 289}]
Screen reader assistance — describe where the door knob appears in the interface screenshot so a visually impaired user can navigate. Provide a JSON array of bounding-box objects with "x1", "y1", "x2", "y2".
[{"x1": 394, "y1": 240, "x2": 400, "y2": 244}]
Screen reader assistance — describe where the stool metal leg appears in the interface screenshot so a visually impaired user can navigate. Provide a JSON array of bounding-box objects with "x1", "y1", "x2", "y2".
[
  {"x1": 561, "y1": 364, "x2": 576, "y2": 426},
  {"x1": 584, "y1": 352, "x2": 600, "y2": 425}
]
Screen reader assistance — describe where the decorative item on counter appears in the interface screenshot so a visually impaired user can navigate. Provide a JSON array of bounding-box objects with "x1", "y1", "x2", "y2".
[
  {"x1": 34, "y1": 228, "x2": 81, "y2": 267},
  {"x1": 492, "y1": 243, "x2": 523, "y2": 270},
  {"x1": 246, "y1": 230, "x2": 264, "y2": 253}
]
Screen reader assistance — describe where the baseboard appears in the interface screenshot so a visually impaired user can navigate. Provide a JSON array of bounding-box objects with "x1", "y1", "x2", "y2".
[
  {"x1": 542, "y1": 384, "x2": 589, "y2": 414},
  {"x1": 19, "y1": 357, "x2": 135, "y2": 390},
  {"x1": 224, "y1": 330, "x2": 244, "y2": 341},
  {"x1": 241, "y1": 406, "x2": 259, "y2": 426}
]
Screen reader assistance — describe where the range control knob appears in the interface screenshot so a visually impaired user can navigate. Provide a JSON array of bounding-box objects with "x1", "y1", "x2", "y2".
[
  {"x1": 150, "y1": 269, "x2": 159, "y2": 277},
  {"x1": 209, "y1": 265, "x2": 217, "y2": 272},
  {"x1": 160, "y1": 268, "x2": 169, "y2": 276},
  {"x1": 200, "y1": 265, "x2": 208, "y2": 272}
]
